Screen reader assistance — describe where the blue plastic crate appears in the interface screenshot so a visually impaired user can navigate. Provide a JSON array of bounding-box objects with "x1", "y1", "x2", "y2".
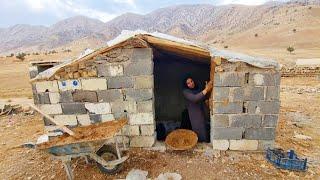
[{"x1": 266, "y1": 148, "x2": 307, "y2": 171}]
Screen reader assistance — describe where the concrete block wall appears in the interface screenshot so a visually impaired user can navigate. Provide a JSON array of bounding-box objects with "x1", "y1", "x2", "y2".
[
  {"x1": 31, "y1": 47, "x2": 156, "y2": 148},
  {"x1": 211, "y1": 60, "x2": 280, "y2": 151}
]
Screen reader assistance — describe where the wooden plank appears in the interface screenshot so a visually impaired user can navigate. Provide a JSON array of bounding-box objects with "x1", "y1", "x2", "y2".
[
  {"x1": 28, "y1": 103, "x2": 75, "y2": 136},
  {"x1": 209, "y1": 57, "x2": 216, "y2": 111}
]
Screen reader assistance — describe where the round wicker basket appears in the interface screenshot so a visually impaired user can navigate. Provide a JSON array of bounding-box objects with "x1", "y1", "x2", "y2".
[{"x1": 165, "y1": 129, "x2": 198, "y2": 150}]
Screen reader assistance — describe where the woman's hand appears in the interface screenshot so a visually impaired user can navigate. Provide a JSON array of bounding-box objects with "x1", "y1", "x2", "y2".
[{"x1": 202, "y1": 80, "x2": 213, "y2": 95}]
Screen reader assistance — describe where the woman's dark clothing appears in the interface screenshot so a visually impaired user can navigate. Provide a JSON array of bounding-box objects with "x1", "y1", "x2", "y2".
[{"x1": 183, "y1": 88, "x2": 209, "y2": 142}]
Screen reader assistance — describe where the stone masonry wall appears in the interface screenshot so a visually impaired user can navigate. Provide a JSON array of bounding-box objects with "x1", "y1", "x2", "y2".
[
  {"x1": 31, "y1": 47, "x2": 156, "y2": 148},
  {"x1": 211, "y1": 60, "x2": 281, "y2": 151}
]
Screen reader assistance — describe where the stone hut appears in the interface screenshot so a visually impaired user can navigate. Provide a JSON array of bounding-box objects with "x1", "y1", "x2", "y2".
[{"x1": 30, "y1": 30, "x2": 280, "y2": 151}]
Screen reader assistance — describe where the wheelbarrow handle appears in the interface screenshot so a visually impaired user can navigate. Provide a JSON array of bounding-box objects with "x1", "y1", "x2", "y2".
[{"x1": 28, "y1": 103, "x2": 75, "y2": 136}]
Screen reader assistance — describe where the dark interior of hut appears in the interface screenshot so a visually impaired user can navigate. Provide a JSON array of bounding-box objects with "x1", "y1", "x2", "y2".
[{"x1": 152, "y1": 48, "x2": 211, "y2": 140}]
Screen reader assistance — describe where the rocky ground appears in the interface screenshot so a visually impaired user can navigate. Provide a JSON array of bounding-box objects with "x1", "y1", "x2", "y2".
[{"x1": 0, "y1": 76, "x2": 319, "y2": 179}]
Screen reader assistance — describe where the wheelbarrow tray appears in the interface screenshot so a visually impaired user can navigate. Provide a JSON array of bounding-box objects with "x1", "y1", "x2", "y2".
[{"x1": 37, "y1": 118, "x2": 128, "y2": 150}]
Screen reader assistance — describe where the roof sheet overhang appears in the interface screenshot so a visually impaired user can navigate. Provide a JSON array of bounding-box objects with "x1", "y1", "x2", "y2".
[{"x1": 31, "y1": 30, "x2": 280, "y2": 82}]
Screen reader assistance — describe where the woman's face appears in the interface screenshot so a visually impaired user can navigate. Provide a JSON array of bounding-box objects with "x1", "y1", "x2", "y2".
[{"x1": 186, "y1": 78, "x2": 195, "y2": 89}]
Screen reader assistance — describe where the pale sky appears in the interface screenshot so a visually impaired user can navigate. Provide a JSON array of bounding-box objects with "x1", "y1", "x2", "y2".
[{"x1": 0, "y1": 0, "x2": 286, "y2": 28}]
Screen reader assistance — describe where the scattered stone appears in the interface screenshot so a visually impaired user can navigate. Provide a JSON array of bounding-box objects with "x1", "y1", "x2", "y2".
[
  {"x1": 293, "y1": 133, "x2": 312, "y2": 140},
  {"x1": 156, "y1": 172, "x2": 182, "y2": 180},
  {"x1": 126, "y1": 169, "x2": 148, "y2": 180}
]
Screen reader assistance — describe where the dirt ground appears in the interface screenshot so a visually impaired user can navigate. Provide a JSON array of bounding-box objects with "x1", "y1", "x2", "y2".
[{"x1": 0, "y1": 76, "x2": 319, "y2": 180}]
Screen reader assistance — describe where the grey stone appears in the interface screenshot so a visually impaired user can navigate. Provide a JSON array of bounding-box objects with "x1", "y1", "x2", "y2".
[
  {"x1": 33, "y1": 93, "x2": 40, "y2": 104},
  {"x1": 89, "y1": 114, "x2": 102, "y2": 124},
  {"x1": 262, "y1": 115, "x2": 278, "y2": 127},
  {"x1": 248, "y1": 101, "x2": 280, "y2": 114},
  {"x1": 211, "y1": 114, "x2": 229, "y2": 127},
  {"x1": 43, "y1": 117, "x2": 54, "y2": 126},
  {"x1": 266, "y1": 86, "x2": 280, "y2": 100},
  {"x1": 113, "y1": 112, "x2": 127, "y2": 119},
  {"x1": 73, "y1": 90, "x2": 98, "y2": 102},
  {"x1": 214, "y1": 72, "x2": 245, "y2": 87},
  {"x1": 258, "y1": 140, "x2": 275, "y2": 150},
  {"x1": 213, "y1": 102, "x2": 243, "y2": 114},
  {"x1": 111, "y1": 101, "x2": 137, "y2": 113},
  {"x1": 131, "y1": 48, "x2": 153, "y2": 62},
  {"x1": 29, "y1": 70, "x2": 38, "y2": 79},
  {"x1": 38, "y1": 93, "x2": 50, "y2": 104},
  {"x1": 229, "y1": 114, "x2": 262, "y2": 128},
  {"x1": 137, "y1": 100, "x2": 153, "y2": 113},
  {"x1": 244, "y1": 87, "x2": 264, "y2": 101},
  {"x1": 245, "y1": 128, "x2": 275, "y2": 140},
  {"x1": 213, "y1": 87, "x2": 229, "y2": 101},
  {"x1": 107, "y1": 76, "x2": 133, "y2": 89},
  {"x1": 97, "y1": 89, "x2": 123, "y2": 102},
  {"x1": 124, "y1": 61, "x2": 153, "y2": 76},
  {"x1": 97, "y1": 64, "x2": 123, "y2": 77},
  {"x1": 249, "y1": 73, "x2": 281, "y2": 86},
  {"x1": 229, "y1": 87, "x2": 244, "y2": 102},
  {"x1": 211, "y1": 127, "x2": 244, "y2": 139},
  {"x1": 61, "y1": 103, "x2": 87, "y2": 114},
  {"x1": 60, "y1": 91, "x2": 73, "y2": 103},
  {"x1": 125, "y1": 89, "x2": 153, "y2": 101}
]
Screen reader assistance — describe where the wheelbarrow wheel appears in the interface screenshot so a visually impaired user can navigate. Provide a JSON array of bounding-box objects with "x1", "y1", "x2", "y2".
[{"x1": 96, "y1": 145, "x2": 122, "y2": 174}]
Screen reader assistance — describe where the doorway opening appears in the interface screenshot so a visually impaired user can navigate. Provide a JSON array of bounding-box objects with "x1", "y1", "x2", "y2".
[{"x1": 153, "y1": 48, "x2": 211, "y2": 141}]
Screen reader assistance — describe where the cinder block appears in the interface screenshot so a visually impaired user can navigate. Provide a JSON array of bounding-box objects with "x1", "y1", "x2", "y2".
[
  {"x1": 244, "y1": 87, "x2": 264, "y2": 101},
  {"x1": 130, "y1": 134, "x2": 156, "y2": 147},
  {"x1": 248, "y1": 101, "x2": 280, "y2": 114},
  {"x1": 38, "y1": 93, "x2": 50, "y2": 104},
  {"x1": 73, "y1": 90, "x2": 98, "y2": 102},
  {"x1": 39, "y1": 104, "x2": 62, "y2": 115},
  {"x1": 97, "y1": 89, "x2": 123, "y2": 102},
  {"x1": 89, "y1": 114, "x2": 102, "y2": 124},
  {"x1": 35, "y1": 81, "x2": 59, "y2": 92},
  {"x1": 265, "y1": 86, "x2": 280, "y2": 100},
  {"x1": 124, "y1": 61, "x2": 153, "y2": 76},
  {"x1": 60, "y1": 91, "x2": 73, "y2": 103},
  {"x1": 122, "y1": 125, "x2": 140, "y2": 136},
  {"x1": 212, "y1": 140, "x2": 229, "y2": 150},
  {"x1": 131, "y1": 48, "x2": 153, "y2": 62},
  {"x1": 58, "y1": 80, "x2": 81, "y2": 91},
  {"x1": 107, "y1": 76, "x2": 133, "y2": 89},
  {"x1": 85, "y1": 103, "x2": 111, "y2": 114},
  {"x1": 101, "y1": 114, "x2": 115, "y2": 122},
  {"x1": 245, "y1": 128, "x2": 275, "y2": 140},
  {"x1": 77, "y1": 114, "x2": 91, "y2": 126},
  {"x1": 140, "y1": 125, "x2": 155, "y2": 136},
  {"x1": 137, "y1": 100, "x2": 153, "y2": 113},
  {"x1": 129, "y1": 113, "x2": 154, "y2": 125},
  {"x1": 125, "y1": 89, "x2": 153, "y2": 102},
  {"x1": 214, "y1": 72, "x2": 245, "y2": 87},
  {"x1": 229, "y1": 87, "x2": 243, "y2": 102},
  {"x1": 249, "y1": 73, "x2": 280, "y2": 86},
  {"x1": 49, "y1": 92, "x2": 60, "y2": 104},
  {"x1": 111, "y1": 101, "x2": 137, "y2": 113},
  {"x1": 81, "y1": 78, "x2": 107, "y2": 90},
  {"x1": 262, "y1": 115, "x2": 278, "y2": 127},
  {"x1": 211, "y1": 114, "x2": 229, "y2": 127},
  {"x1": 229, "y1": 114, "x2": 262, "y2": 128},
  {"x1": 54, "y1": 115, "x2": 78, "y2": 126},
  {"x1": 97, "y1": 64, "x2": 123, "y2": 77},
  {"x1": 61, "y1": 103, "x2": 87, "y2": 114},
  {"x1": 258, "y1": 140, "x2": 275, "y2": 150},
  {"x1": 211, "y1": 127, "x2": 244, "y2": 139},
  {"x1": 213, "y1": 87, "x2": 229, "y2": 101},
  {"x1": 213, "y1": 102, "x2": 243, "y2": 114},
  {"x1": 229, "y1": 140, "x2": 258, "y2": 151},
  {"x1": 134, "y1": 76, "x2": 154, "y2": 89}
]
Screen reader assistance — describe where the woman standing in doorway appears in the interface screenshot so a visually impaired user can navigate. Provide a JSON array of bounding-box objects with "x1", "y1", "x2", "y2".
[{"x1": 182, "y1": 76, "x2": 213, "y2": 142}]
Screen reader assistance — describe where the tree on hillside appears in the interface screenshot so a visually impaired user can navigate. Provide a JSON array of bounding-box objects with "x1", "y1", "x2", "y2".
[
  {"x1": 287, "y1": 46, "x2": 295, "y2": 54},
  {"x1": 16, "y1": 53, "x2": 26, "y2": 61},
  {"x1": 224, "y1": 45, "x2": 228, "y2": 49},
  {"x1": 255, "y1": 33, "x2": 258, "y2": 37},
  {"x1": 292, "y1": 29, "x2": 297, "y2": 33}
]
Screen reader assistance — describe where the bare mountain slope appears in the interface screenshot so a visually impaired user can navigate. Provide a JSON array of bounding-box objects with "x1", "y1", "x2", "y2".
[{"x1": 0, "y1": 0, "x2": 319, "y2": 54}]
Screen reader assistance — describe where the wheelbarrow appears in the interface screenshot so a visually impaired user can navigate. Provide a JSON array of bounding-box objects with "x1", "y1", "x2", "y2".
[{"x1": 27, "y1": 118, "x2": 129, "y2": 180}]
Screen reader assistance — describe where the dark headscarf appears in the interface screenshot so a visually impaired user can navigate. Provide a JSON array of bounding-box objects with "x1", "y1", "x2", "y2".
[{"x1": 182, "y1": 75, "x2": 200, "y2": 93}]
